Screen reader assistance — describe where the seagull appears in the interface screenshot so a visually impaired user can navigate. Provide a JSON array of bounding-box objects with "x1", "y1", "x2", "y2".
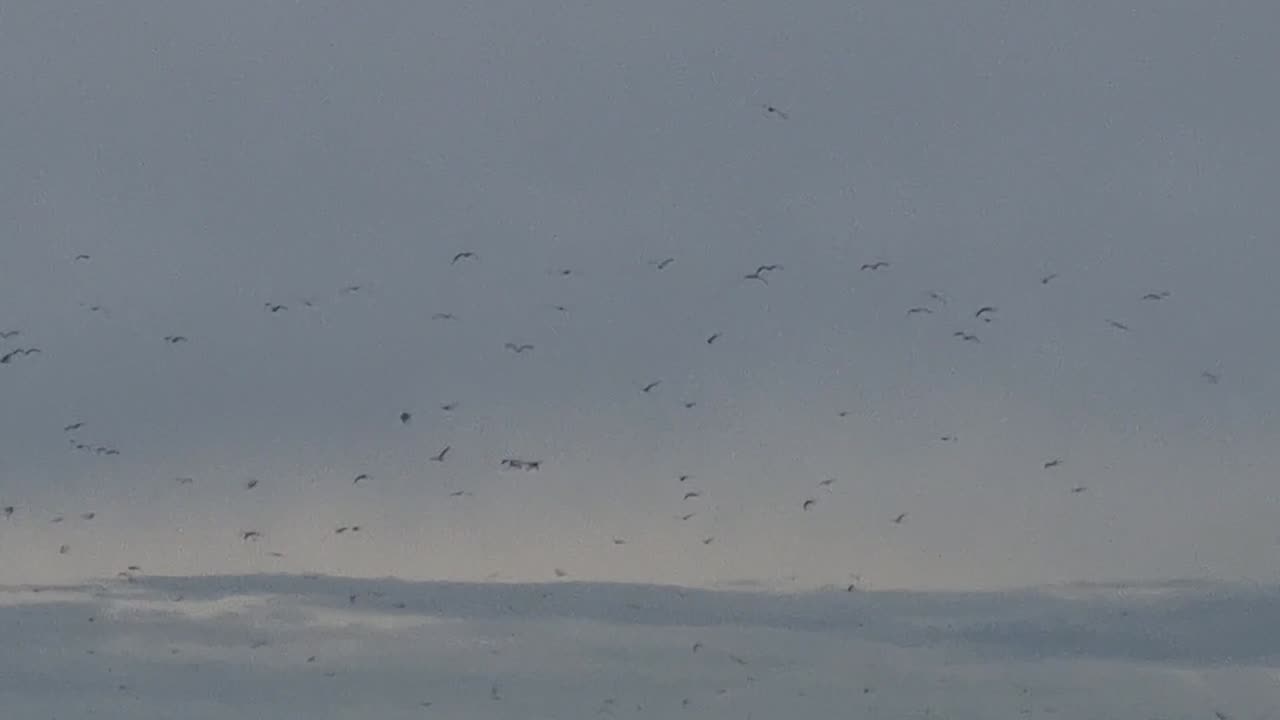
[
  {"x1": 683, "y1": 491, "x2": 701, "y2": 500},
  {"x1": 1070, "y1": 486, "x2": 1087, "y2": 494},
  {"x1": 1040, "y1": 273, "x2": 1058, "y2": 285},
  {"x1": 860, "y1": 261, "x2": 890, "y2": 271},
  {"x1": 756, "y1": 264, "x2": 783, "y2": 274},
  {"x1": 80, "y1": 512, "x2": 95, "y2": 520},
  {"x1": 0, "y1": 330, "x2": 20, "y2": 339},
  {"x1": 1043, "y1": 459, "x2": 1063, "y2": 469},
  {"x1": 975, "y1": 306, "x2": 998, "y2": 321},
  {"x1": 353, "y1": 473, "x2": 370, "y2": 485},
  {"x1": 678, "y1": 474, "x2": 692, "y2": 483},
  {"x1": 501, "y1": 458, "x2": 541, "y2": 471},
  {"x1": 245, "y1": 479, "x2": 259, "y2": 489},
  {"x1": 430, "y1": 446, "x2": 451, "y2": 462},
  {"x1": 554, "y1": 568, "x2": 569, "y2": 578},
  {"x1": 0, "y1": 348, "x2": 40, "y2": 364},
  {"x1": 892, "y1": 512, "x2": 908, "y2": 524},
  {"x1": 63, "y1": 422, "x2": 85, "y2": 432},
  {"x1": 504, "y1": 342, "x2": 534, "y2": 353},
  {"x1": 702, "y1": 537, "x2": 715, "y2": 545},
  {"x1": 1141, "y1": 291, "x2": 1170, "y2": 301},
  {"x1": 2, "y1": 506, "x2": 13, "y2": 518},
  {"x1": 265, "y1": 303, "x2": 287, "y2": 313},
  {"x1": 744, "y1": 271, "x2": 768, "y2": 284},
  {"x1": 451, "y1": 252, "x2": 476, "y2": 265},
  {"x1": 953, "y1": 331, "x2": 980, "y2": 343},
  {"x1": 441, "y1": 402, "x2": 459, "y2": 411},
  {"x1": 163, "y1": 335, "x2": 188, "y2": 344},
  {"x1": 802, "y1": 499, "x2": 817, "y2": 511},
  {"x1": 175, "y1": 477, "x2": 194, "y2": 485},
  {"x1": 241, "y1": 531, "x2": 261, "y2": 541},
  {"x1": 74, "y1": 254, "x2": 91, "y2": 261},
  {"x1": 399, "y1": 412, "x2": 412, "y2": 424},
  {"x1": 431, "y1": 312, "x2": 456, "y2": 320},
  {"x1": 1201, "y1": 371, "x2": 1220, "y2": 384},
  {"x1": 679, "y1": 513, "x2": 697, "y2": 521},
  {"x1": 706, "y1": 332, "x2": 721, "y2": 344},
  {"x1": 906, "y1": 307, "x2": 933, "y2": 315},
  {"x1": 1105, "y1": 319, "x2": 1130, "y2": 331},
  {"x1": 652, "y1": 257, "x2": 675, "y2": 270},
  {"x1": 612, "y1": 538, "x2": 627, "y2": 545},
  {"x1": 819, "y1": 478, "x2": 836, "y2": 488},
  {"x1": 762, "y1": 104, "x2": 789, "y2": 120},
  {"x1": 448, "y1": 490, "x2": 473, "y2": 497},
  {"x1": 683, "y1": 401, "x2": 697, "y2": 409},
  {"x1": 641, "y1": 381, "x2": 661, "y2": 393}
]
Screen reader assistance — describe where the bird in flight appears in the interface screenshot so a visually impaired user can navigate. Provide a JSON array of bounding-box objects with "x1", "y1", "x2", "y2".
[
  {"x1": 819, "y1": 478, "x2": 836, "y2": 488},
  {"x1": 245, "y1": 479, "x2": 260, "y2": 489},
  {"x1": 431, "y1": 312, "x2": 456, "y2": 320},
  {"x1": 501, "y1": 458, "x2": 541, "y2": 471},
  {"x1": 0, "y1": 330, "x2": 19, "y2": 339},
  {"x1": 860, "y1": 261, "x2": 890, "y2": 271},
  {"x1": 802, "y1": 499, "x2": 817, "y2": 511},
  {"x1": 892, "y1": 513, "x2": 908, "y2": 524},
  {"x1": 953, "y1": 331, "x2": 980, "y2": 343},
  {"x1": 399, "y1": 412, "x2": 412, "y2": 425},
  {"x1": 452, "y1": 252, "x2": 476, "y2": 265},
  {"x1": 706, "y1": 332, "x2": 721, "y2": 344},
  {"x1": 74, "y1": 254, "x2": 91, "y2": 261},
  {"x1": 264, "y1": 303, "x2": 287, "y2": 313},
  {"x1": 678, "y1": 474, "x2": 692, "y2": 483},
  {"x1": 762, "y1": 104, "x2": 789, "y2": 120},
  {"x1": 1141, "y1": 291, "x2": 1170, "y2": 301},
  {"x1": 80, "y1": 512, "x2": 95, "y2": 520},
  {"x1": 1043, "y1": 459, "x2": 1063, "y2": 469},
  {"x1": 642, "y1": 381, "x2": 661, "y2": 393},
  {"x1": 0, "y1": 348, "x2": 41, "y2": 364},
  {"x1": 440, "y1": 402, "x2": 459, "y2": 411},
  {"x1": 1070, "y1": 486, "x2": 1088, "y2": 494},
  {"x1": 2, "y1": 506, "x2": 13, "y2": 518},
  {"x1": 743, "y1": 271, "x2": 769, "y2": 284},
  {"x1": 430, "y1": 445, "x2": 451, "y2": 462},
  {"x1": 906, "y1": 307, "x2": 933, "y2": 316},
  {"x1": 679, "y1": 513, "x2": 697, "y2": 521},
  {"x1": 504, "y1": 342, "x2": 534, "y2": 353},
  {"x1": 652, "y1": 257, "x2": 675, "y2": 270},
  {"x1": 163, "y1": 335, "x2": 188, "y2": 344},
  {"x1": 353, "y1": 473, "x2": 370, "y2": 485},
  {"x1": 63, "y1": 422, "x2": 85, "y2": 432},
  {"x1": 975, "y1": 306, "x2": 998, "y2": 321},
  {"x1": 449, "y1": 490, "x2": 473, "y2": 498},
  {"x1": 756, "y1": 264, "x2": 783, "y2": 274},
  {"x1": 1201, "y1": 371, "x2": 1220, "y2": 384},
  {"x1": 1105, "y1": 319, "x2": 1130, "y2": 331},
  {"x1": 683, "y1": 491, "x2": 701, "y2": 501},
  {"x1": 241, "y1": 531, "x2": 261, "y2": 541},
  {"x1": 1040, "y1": 273, "x2": 1058, "y2": 285}
]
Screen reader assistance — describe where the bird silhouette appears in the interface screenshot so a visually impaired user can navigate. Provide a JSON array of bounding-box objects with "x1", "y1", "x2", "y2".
[
  {"x1": 1106, "y1": 319, "x2": 1130, "y2": 331},
  {"x1": 0, "y1": 330, "x2": 19, "y2": 339},
  {"x1": 653, "y1": 257, "x2": 675, "y2": 270},
  {"x1": 1141, "y1": 291, "x2": 1170, "y2": 301},
  {"x1": 975, "y1": 306, "x2": 997, "y2": 321},
  {"x1": 706, "y1": 333, "x2": 721, "y2": 344},
  {"x1": 353, "y1": 473, "x2": 370, "y2": 485},
  {"x1": 264, "y1": 303, "x2": 287, "y2": 313},
  {"x1": 819, "y1": 478, "x2": 836, "y2": 488},
  {"x1": 953, "y1": 331, "x2": 980, "y2": 343},
  {"x1": 245, "y1": 479, "x2": 259, "y2": 489},
  {"x1": 0, "y1": 348, "x2": 40, "y2": 364},
  {"x1": 63, "y1": 422, "x2": 85, "y2": 432},
  {"x1": 892, "y1": 513, "x2": 908, "y2": 524},
  {"x1": 762, "y1": 104, "x2": 789, "y2": 119},
  {"x1": 743, "y1": 271, "x2": 768, "y2": 284},
  {"x1": 448, "y1": 490, "x2": 473, "y2": 497},
  {"x1": 802, "y1": 499, "x2": 817, "y2": 511},
  {"x1": 430, "y1": 446, "x2": 451, "y2": 462},
  {"x1": 683, "y1": 491, "x2": 701, "y2": 500},
  {"x1": 1041, "y1": 273, "x2": 1058, "y2": 285},
  {"x1": 241, "y1": 531, "x2": 261, "y2": 541},
  {"x1": 906, "y1": 307, "x2": 933, "y2": 315},
  {"x1": 431, "y1": 312, "x2": 456, "y2": 320},
  {"x1": 860, "y1": 261, "x2": 890, "y2": 271},
  {"x1": 451, "y1": 252, "x2": 476, "y2": 265},
  {"x1": 163, "y1": 335, "x2": 188, "y2": 344},
  {"x1": 399, "y1": 412, "x2": 412, "y2": 424},
  {"x1": 501, "y1": 458, "x2": 541, "y2": 471},
  {"x1": 1201, "y1": 371, "x2": 1220, "y2": 384},
  {"x1": 642, "y1": 381, "x2": 661, "y2": 393},
  {"x1": 1044, "y1": 459, "x2": 1063, "y2": 469},
  {"x1": 504, "y1": 342, "x2": 534, "y2": 353}
]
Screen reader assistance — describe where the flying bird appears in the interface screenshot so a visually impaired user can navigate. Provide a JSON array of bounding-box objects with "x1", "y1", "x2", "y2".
[
  {"x1": 1141, "y1": 291, "x2": 1170, "y2": 301},
  {"x1": 440, "y1": 402, "x2": 459, "y2": 411},
  {"x1": 642, "y1": 381, "x2": 661, "y2": 393},
  {"x1": 0, "y1": 330, "x2": 19, "y2": 339},
  {"x1": 819, "y1": 478, "x2": 836, "y2": 488},
  {"x1": 430, "y1": 446, "x2": 451, "y2": 462},
  {"x1": 504, "y1": 342, "x2": 534, "y2": 353},
  {"x1": 264, "y1": 303, "x2": 287, "y2": 313},
  {"x1": 683, "y1": 492, "x2": 701, "y2": 500},
  {"x1": 953, "y1": 331, "x2": 980, "y2": 343},
  {"x1": 74, "y1": 254, "x2": 91, "y2": 261},
  {"x1": 163, "y1": 335, "x2": 188, "y2": 344},
  {"x1": 431, "y1": 312, "x2": 456, "y2": 320},
  {"x1": 802, "y1": 499, "x2": 817, "y2": 511},
  {"x1": 743, "y1": 271, "x2": 768, "y2": 284},
  {"x1": 706, "y1": 332, "x2": 721, "y2": 344},
  {"x1": 175, "y1": 477, "x2": 194, "y2": 485},
  {"x1": 906, "y1": 307, "x2": 933, "y2": 316},
  {"x1": 399, "y1": 412, "x2": 412, "y2": 424},
  {"x1": 1043, "y1": 459, "x2": 1063, "y2": 469},
  {"x1": 451, "y1": 252, "x2": 476, "y2": 265},
  {"x1": 892, "y1": 513, "x2": 908, "y2": 524},
  {"x1": 448, "y1": 490, "x2": 473, "y2": 497},
  {"x1": 975, "y1": 306, "x2": 998, "y2": 321},
  {"x1": 652, "y1": 257, "x2": 675, "y2": 270},
  {"x1": 0, "y1": 348, "x2": 40, "y2": 364},
  {"x1": 1040, "y1": 273, "x2": 1058, "y2": 285},
  {"x1": 80, "y1": 512, "x2": 95, "y2": 520},
  {"x1": 1105, "y1": 319, "x2": 1130, "y2": 331},
  {"x1": 2, "y1": 506, "x2": 13, "y2": 518},
  {"x1": 241, "y1": 531, "x2": 261, "y2": 541},
  {"x1": 679, "y1": 513, "x2": 697, "y2": 521},
  {"x1": 762, "y1": 104, "x2": 789, "y2": 120},
  {"x1": 1070, "y1": 486, "x2": 1088, "y2": 494},
  {"x1": 756, "y1": 264, "x2": 783, "y2": 274},
  {"x1": 678, "y1": 474, "x2": 692, "y2": 483},
  {"x1": 554, "y1": 568, "x2": 569, "y2": 578},
  {"x1": 1201, "y1": 371, "x2": 1220, "y2": 384},
  {"x1": 63, "y1": 422, "x2": 85, "y2": 432},
  {"x1": 860, "y1": 261, "x2": 890, "y2": 271},
  {"x1": 501, "y1": 458, "x2": 541, "y2": 471},
  {"x1": 245, "y1": 479, "x2": 259, "y2": 489},
  {"x1": 353, "y1": 473, "x2": 369, "y2": 485}
]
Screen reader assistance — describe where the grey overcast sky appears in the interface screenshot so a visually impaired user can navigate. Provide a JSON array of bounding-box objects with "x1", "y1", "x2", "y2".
[{"x1": 1, "y1": 1, "x2": 1280, "y2": 714}]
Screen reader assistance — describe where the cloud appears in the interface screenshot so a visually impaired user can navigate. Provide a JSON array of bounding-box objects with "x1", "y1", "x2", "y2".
[{"x1": 2, "y1": 575, "x2": 1277, "y2": 718}]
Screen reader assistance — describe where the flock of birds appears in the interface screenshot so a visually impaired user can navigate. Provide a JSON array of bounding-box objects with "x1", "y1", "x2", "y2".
[{"x1": 0, "y1": 101, "x2": 1235, "y2": 717}]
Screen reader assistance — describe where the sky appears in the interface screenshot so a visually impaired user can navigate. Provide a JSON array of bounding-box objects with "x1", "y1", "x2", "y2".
[{"x1": 1, "y1": 0, "x2": 1279, "y2": 715}]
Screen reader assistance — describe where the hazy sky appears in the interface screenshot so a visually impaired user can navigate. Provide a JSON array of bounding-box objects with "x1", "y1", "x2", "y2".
[
  {"x1": 3, "y1": 0, "x2": 1280, "y2": 593},
  {"x1": 3, "y1": 1, "x2": 1280, "y2": 716}
]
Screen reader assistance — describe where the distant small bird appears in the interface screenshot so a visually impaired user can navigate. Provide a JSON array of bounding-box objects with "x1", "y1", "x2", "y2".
[
  {"x1": 59, "y1": 544, "x2": 71, "y2": 555},
  {"x1": 1070, "y1": 486, "x2": 1087, "y2": 494},
  {"x1": 64, "y1": 422, "x2": 85, "y2": 432},
  {"x1": 679, "y1": 513, "x2": 696, "y2": 521},
  {"x1": 928, "y1": 291, "x2": 948, "y2": 304},
  {"x1": 860, "y1": 261, "x2": 890, "y2": 271},
  {"x1": 802, "y1": 499, "x2": 817, "y2": 511},
  {"x1": 701, "y1": 537, "x2": 714, "y2": 545},
  {"x1": 953, "y1": 331, "x2": 980, "y2": 343},
  {"x1": 706, "y1": 333, "x2": 721, "y2": 344},
  {"x1": 642, "y1": 381, "x2": 661, "y2": 393},
  {"x1": 744, "y1": 271, "x2": 768, "y2": 284},
  {"x1": 975, "y1": 306, "x2": 997, "y2": 321},
  {"x1": 0, "y1": 348, "x2": 40, "y2": 364},
  {"x1": 683, "y1": 491, "x2": 700, "y2": 500},
  {"x1": 756, "y1": 264, "x2": 783, "y2": 274},
  {"x1": 653, "y1": 258, "x2": 675, "y2": 270},
  {"x1": 683, "y1": 401, "x2": 697, "y2": 409},
  {"x1": 678, "y1": 474, "x2": 692, "y2": 483},
  {"x1": 906, "y1": 307, "x2": 933, "y2": 315},
  {"x1": 163, "y1": 335, "x2": 188, "y2": 344},
  {"x1": 440, "y1": 402, "x2": 459, "y2": 411},
  {"x1": 892, "y1": 513, "x2": 908, "y2": 524},
  {"x1": 431, "y1": 313, "x2": 456, "y2": 320},
  {"x1": 692, "y1": 642, "x2": 703, "y2": 653},
  {"x1": 74, "y1": 254, "x2": 91, "y2": 261},
  {"x1": 1040, "y1": 273, "x2": 1058, "y2": 285},
  {"x1": 762, "y1": 104, "x2": 789, "y2": 120},
  {"x1": 353, "y1": 473, "x2": 369, "y2": 485},
  {"x1": 448, "y1": 490, "x2": 473, "y2": 497},
  {"x1": 81, "y1": 512, "x2": 95, "y2": 520},
  {"x1": 1105, "y1": 319, "x2": 1130, "y2": 331},
  {"x1": 430, "y1": 446, "x2": 451, "y2": 462},
  {"x1": 504, "y1": 342, "x2": 534, "y2": 353},
  {"x1": 452, "y1": 252, "x2": 476, "y2": 265},
  {"x1": 2, "y1": 506, "x2": 13, "y2": 518},
  {"x1": 399, "y1": 412, "x2": 412, "y2": 424},
  {"x1": 175, "y1": 477, "x2": 194, "y2": 485},
  {"x1": 241, "y1": 531, "x2": 261, "y2": 541},
  {"x1": 612, "y1": 538, "x2": 627, "y2": 545},
  {"x1": 819, "y1": 478, "x2": 836, "y2": 488},
  {"x1": 265, "y1": 303, "x2": 287, "y2": 313},
  {"x1": 1141, "y1": 291, "x2": 1170, "y2": 301},
  {"x1": 554, "y1": 568, "x2": 568, "y2": 578},
  {"x1": 245, "y1": 479, "x2": 259, "y2": 489},
  {"x1": 501, "y1": 458, "x2": 541, "y2": 471},
  {"x1": 0, "y1": 330, "x2": 20, "y2": 339},
  {"x1": 1201, "y1": 371, "x2": 1220, "y2": 384},
  {"x1": 1043, "y1": 459, "x2": 1063, "y2": 469}
]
